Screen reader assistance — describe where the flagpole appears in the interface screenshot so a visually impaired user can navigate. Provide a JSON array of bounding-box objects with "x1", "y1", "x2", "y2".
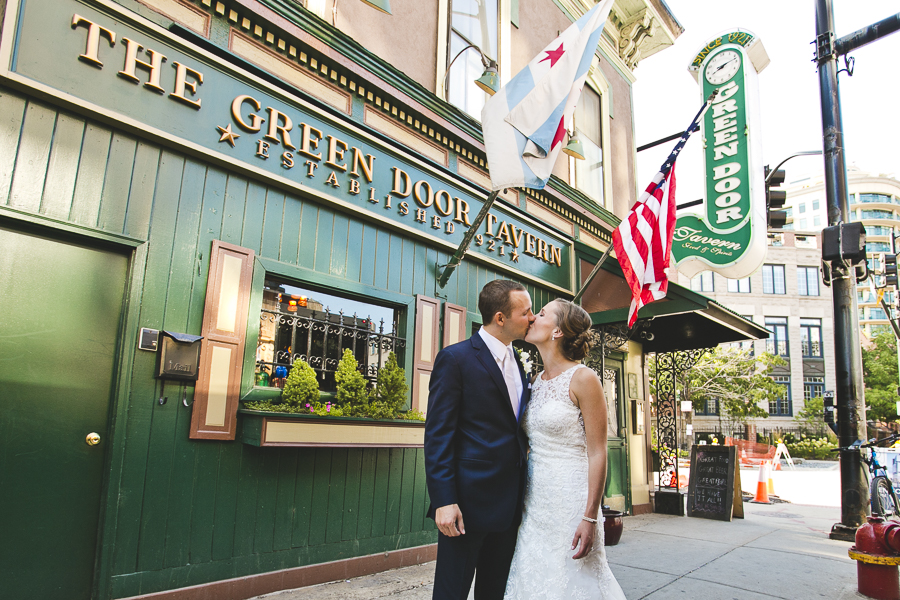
[
  {"x1": 437, "y1": 189, "x2": 501, "y2": 288},
  {"x1": 572, "y1": 242, "x2": 613, "y2": 304},
  {"x1": 572, "y1": 90, "x2": 719, "y2": 308}
]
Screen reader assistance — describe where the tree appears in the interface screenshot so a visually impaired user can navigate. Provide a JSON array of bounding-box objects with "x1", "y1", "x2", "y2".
[
  {"x1": 795, "y1": 396, "x2": 833, "y2": 439},
  {"x1": 650, "y1": 347, "x2": 787, "y2": 429},
  {"x1": 335, "y1": 348, "x2": 369, "y2": 413},
  {"x1": 281, "y1": 358, "x2": 319, "y2": 408},
  {"x1": 862, "y1": 331, "x2": 899, "y2": 424},
  {"x1": 368, "y1": 352, "x2": 409, "y2": 419}
]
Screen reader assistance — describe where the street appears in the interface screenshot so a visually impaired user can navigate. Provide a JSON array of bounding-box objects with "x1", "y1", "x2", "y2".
[{"x1": 257, "y1": 461, "x2": 859, "y2": 600}]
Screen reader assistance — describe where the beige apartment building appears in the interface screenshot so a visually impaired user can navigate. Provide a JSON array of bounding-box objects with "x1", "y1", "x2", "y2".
[
  {"x1": 674, "y1": 231, "x2": 837, "y2": 437},
  {"x1": 784, "y1": 167, "x2": 900, "y2": 337}
]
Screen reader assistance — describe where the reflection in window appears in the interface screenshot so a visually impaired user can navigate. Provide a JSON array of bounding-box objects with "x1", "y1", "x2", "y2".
[
  {"x1": 800, "y1": 318, "x2": 822, "y2": 357},
  {"x1": 447, "y1": 0, "x2": 498, "y2": 118},
  {"x1": 765, "y1": 316, "x2": 789, "y2": 357},
  {"x1": 573, "y1": 87, "x2": 603, "y2": 205},
  {"x1": 256, "y1": 280, "x2": 405, "y2": 392}
]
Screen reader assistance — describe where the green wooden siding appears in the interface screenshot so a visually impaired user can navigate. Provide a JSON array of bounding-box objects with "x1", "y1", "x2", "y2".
[{"x1": 0, "y1": 87, "x2": 564, "y2": 598}]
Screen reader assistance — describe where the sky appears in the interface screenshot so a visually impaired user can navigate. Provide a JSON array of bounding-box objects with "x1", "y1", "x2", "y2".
[{"x1": 632, "y1": 1, "x2": 900, "y2": 203}]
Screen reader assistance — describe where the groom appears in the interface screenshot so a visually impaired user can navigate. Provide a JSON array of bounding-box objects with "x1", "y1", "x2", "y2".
[{"x1": 424, "y1": 279, "x2": 534, "y2": 600}]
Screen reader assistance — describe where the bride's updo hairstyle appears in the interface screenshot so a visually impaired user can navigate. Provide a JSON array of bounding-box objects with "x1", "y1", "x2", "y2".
[{"x1": 552, "y1": 299, "x2": 595, "y2": 361}]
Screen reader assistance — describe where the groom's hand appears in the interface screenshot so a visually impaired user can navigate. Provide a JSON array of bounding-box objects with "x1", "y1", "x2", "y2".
[{"x1": 435, "y1": 504, "x2": 466, "y2": 537}]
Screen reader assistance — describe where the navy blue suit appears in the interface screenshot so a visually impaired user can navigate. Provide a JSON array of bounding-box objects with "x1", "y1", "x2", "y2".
[{"x1": 425, "y1": 332, "x2": 531, "y2": 600}]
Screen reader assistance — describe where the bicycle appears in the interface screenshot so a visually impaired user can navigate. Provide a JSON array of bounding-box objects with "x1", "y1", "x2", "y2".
[{"x1": 841, "y1": 433, "x2": 900, "y2": 519}]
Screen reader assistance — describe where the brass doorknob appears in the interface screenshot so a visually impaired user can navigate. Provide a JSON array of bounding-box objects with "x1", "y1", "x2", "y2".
[{"x1": 86, "y1": 432, "x2": 101, "y2": 446}]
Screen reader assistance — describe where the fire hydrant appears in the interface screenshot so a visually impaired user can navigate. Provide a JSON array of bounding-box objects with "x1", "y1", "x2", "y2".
[{"x1": 849, "y1": 515, "x2": 900, "y2": 600}]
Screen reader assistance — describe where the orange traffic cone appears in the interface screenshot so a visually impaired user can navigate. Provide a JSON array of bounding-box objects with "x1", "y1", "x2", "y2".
[{"x1": 751, "y1": 461, "x2": 772, "y2": 504}]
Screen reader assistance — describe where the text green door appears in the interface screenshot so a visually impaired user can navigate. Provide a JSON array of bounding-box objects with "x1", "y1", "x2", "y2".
[{"x1": 0, "y1": 226, "x2": 128, "y2": 599}]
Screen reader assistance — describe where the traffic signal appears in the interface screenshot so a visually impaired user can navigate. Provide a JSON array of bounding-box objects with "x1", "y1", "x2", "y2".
[
  {"x1": 764, "y1": 165, "x2": 787, "y2": 229},
  {"x1": 885, "y1": 254, "x2": 898, "y2": 287}
]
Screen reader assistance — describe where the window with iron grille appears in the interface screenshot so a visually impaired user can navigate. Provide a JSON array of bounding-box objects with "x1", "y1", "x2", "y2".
[
  {"x1": 765, "y1": 316, "x2": 789, "y2": 357},
  {"x1": 797, "y1": 266, "x2": 819, "y2": 296},
  {"x1": 762, "y1": 264, "x2": 786, "y2": 294},
  {"x1": 800, "y1": 318, "x2": 822, "y2": 357},
  {"x1": 803, "y1": 376, "x2": 824, "y2": 402},
  {"x1": 255, "y1": 280, "x2": 405, "y2": 393},
  {"x1": 769, "y1": 375, "x2": 792, "y2": 416}
]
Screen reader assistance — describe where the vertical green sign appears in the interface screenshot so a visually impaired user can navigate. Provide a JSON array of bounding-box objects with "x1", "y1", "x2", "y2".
[{"x1": 672, "y1": 32, "x2": 768, "y2": 279}]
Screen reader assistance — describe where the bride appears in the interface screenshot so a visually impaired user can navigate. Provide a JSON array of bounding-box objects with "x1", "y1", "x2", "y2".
[{"x1": 504, "y1": 299, "x2": 626, "y2": 600}]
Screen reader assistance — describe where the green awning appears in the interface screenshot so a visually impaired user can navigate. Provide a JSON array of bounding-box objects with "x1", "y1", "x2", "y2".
[{"x1": 576, "y1": 250, "x2": 769, "y2": 353}]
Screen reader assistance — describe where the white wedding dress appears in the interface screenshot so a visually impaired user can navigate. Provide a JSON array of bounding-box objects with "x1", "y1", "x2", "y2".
[{"x1": 504, "y1": 364, "x2": 626, "y2": 600}]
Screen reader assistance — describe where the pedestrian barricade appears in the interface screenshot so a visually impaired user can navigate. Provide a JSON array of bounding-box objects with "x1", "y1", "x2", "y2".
[{"x1": 724, "y1": 437, "x2": 776, "y2": 467}]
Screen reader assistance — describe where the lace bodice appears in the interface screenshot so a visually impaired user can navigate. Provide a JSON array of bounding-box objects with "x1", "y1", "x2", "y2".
[{"x1": 504, "y1": 364, "x2": 625, "y2": 600}]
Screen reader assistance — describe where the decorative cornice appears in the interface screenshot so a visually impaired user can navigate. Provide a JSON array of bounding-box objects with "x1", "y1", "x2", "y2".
[{"x1": 140, "y1": 0, "x2": 624, "y2": 237}]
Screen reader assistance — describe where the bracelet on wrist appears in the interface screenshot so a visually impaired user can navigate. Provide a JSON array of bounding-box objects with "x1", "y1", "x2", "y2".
[{"x1": 582, "y1": 515, "x2": 598, "y2": 523}]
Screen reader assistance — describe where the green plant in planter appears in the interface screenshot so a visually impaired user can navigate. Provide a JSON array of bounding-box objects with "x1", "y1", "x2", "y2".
[
  {"x1": 369, "y1": 352, "x2": 409, "y2": 419},
  {"x1": 335, "y1": 349, "x2": 370, "y2": 415},
  {"x1": 282, "y1": 358, "x2": 319, "y2": 408}
]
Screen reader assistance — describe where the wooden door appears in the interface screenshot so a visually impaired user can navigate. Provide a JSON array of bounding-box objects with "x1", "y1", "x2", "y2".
[{"x1": 0, "y1": 226, "x2": 128, "y2": 599}]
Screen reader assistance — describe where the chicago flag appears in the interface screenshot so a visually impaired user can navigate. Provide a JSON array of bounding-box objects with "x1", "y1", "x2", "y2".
[{"x1": 482, "y1": 0, "x2": 613, "y2": 191}]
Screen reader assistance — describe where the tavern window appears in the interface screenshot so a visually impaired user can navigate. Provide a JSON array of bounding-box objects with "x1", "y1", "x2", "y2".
[
  {"x1": 446, "y1": 0, "x2": 498, "y2": 118},
  {"x1": 572, "y1": 86, "x2": 604, "y2": 205},
  {"x1": 256, "y1": 280, "x2": 406, "y2": 392}
]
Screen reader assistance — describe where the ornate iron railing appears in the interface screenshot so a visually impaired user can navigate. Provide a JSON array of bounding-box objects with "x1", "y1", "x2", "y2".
[{"x1": 256, "y1": 306, "x2": 405, "y2": 391}]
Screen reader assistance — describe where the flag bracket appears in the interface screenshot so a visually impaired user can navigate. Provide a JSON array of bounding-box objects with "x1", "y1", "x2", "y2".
[{"x1": 436, "y1": 189, "x2": 502, "y2": 288}]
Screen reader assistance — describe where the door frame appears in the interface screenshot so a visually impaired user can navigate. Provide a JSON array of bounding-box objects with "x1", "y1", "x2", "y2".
[{"x1": 0, "y1": 207, "x2": 146, "y2": 600}]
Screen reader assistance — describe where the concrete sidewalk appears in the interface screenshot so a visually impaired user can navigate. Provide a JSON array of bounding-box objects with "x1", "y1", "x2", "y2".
[{"x1": 253, "y1": 501, "x2": 864, "y2": 600}]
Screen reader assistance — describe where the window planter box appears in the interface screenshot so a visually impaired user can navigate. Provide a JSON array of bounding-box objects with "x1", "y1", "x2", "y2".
[{"x1": 239, "y1": 409, "x2": 425, "y2": 448}]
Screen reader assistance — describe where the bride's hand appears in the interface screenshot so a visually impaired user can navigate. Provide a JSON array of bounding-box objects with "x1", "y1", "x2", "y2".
[{"x1": 571, "y1": 519, "x2": 596, "y2": 559}]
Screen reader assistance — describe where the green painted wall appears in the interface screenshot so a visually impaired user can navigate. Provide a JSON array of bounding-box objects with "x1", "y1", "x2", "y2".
[{"x1": 0, "y1": 87, "x2": 563, "y2": 598}]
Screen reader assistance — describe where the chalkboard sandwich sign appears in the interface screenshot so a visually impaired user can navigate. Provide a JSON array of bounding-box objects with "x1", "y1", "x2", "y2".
[{"x1": 687, "y1": 444, "x2": 744, "y2": 521}]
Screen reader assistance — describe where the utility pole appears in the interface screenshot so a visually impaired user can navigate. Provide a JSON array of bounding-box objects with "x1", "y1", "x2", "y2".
[{"x1": 814, "y1": 0, "x2": 900, "y2": 541}]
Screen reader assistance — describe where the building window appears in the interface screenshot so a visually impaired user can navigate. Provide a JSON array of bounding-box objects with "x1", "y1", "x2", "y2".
[
  {"x1": 770, "y1": 375, "x2": 792, "y2": 416},
  {"x1": 762, "y1": 264, "x2": 786, "y2": 294},
  {"x1": 813, "y1": 199, "x2": 820, "y2": 210},
  {"x1": 690, "y1": 271, "x2": 714, "y2": 292},
  {"x1": 727, "y1": 277, "x2": 751, "y2": 293},
  {"x1": 867, "y1": 242, "x2": 892, "y2": 253},
  {"x1": 572, "y1": 86, "x2": 604, "y2": 205},
  {"x1": 256, "y1": 280, "x2": 405, "y2": 392},
  {"x1": 447, "y1": 0, "x2": 498, "y2": 118},
  {"x1": 797, "y1": 266, "x2": 819, "y2": 296},
  {"x1": 803, "y1": 376, "x2": 824, "y2": 402},
  {"x1": 870, "y1": 307, "x2": 888, "y2": 320},
  {"x1": 860, "y1": 193, "x2": 894, "y2": 204},
  {"x1": 861, "y1": 209, "x2": 899, "y2": 220},
  {"x1": 695, "y1": 396, "x2": 719, "y2": 416},
  {"x1": 800, "y1": 318, "x2": 822, "y2": 357},
  {"x1": 765, "y1": 316, "x2": 789, "y2": 357},
  {"x1": 813, "y1": 215, "x2": 821, "y2": 227},
  {"x1": 799, "y1": 218, "x2": 807, "y2": 229},
  {"x1": 785, "y1": 207, "x2": 793, "y2": 218},
  {"x1": 798, "y1": 204, "x2": 806, "y2": 214}
]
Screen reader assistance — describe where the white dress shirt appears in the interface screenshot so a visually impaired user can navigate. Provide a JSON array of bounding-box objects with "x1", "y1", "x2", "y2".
[{"x1": 479, "y1": 327, "x2": 523, "y2": 417}]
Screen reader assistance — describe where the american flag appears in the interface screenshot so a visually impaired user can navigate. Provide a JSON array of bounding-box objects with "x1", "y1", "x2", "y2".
[{"x1": 612, "y1": 96, "x2": 715, "y2": 327}]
